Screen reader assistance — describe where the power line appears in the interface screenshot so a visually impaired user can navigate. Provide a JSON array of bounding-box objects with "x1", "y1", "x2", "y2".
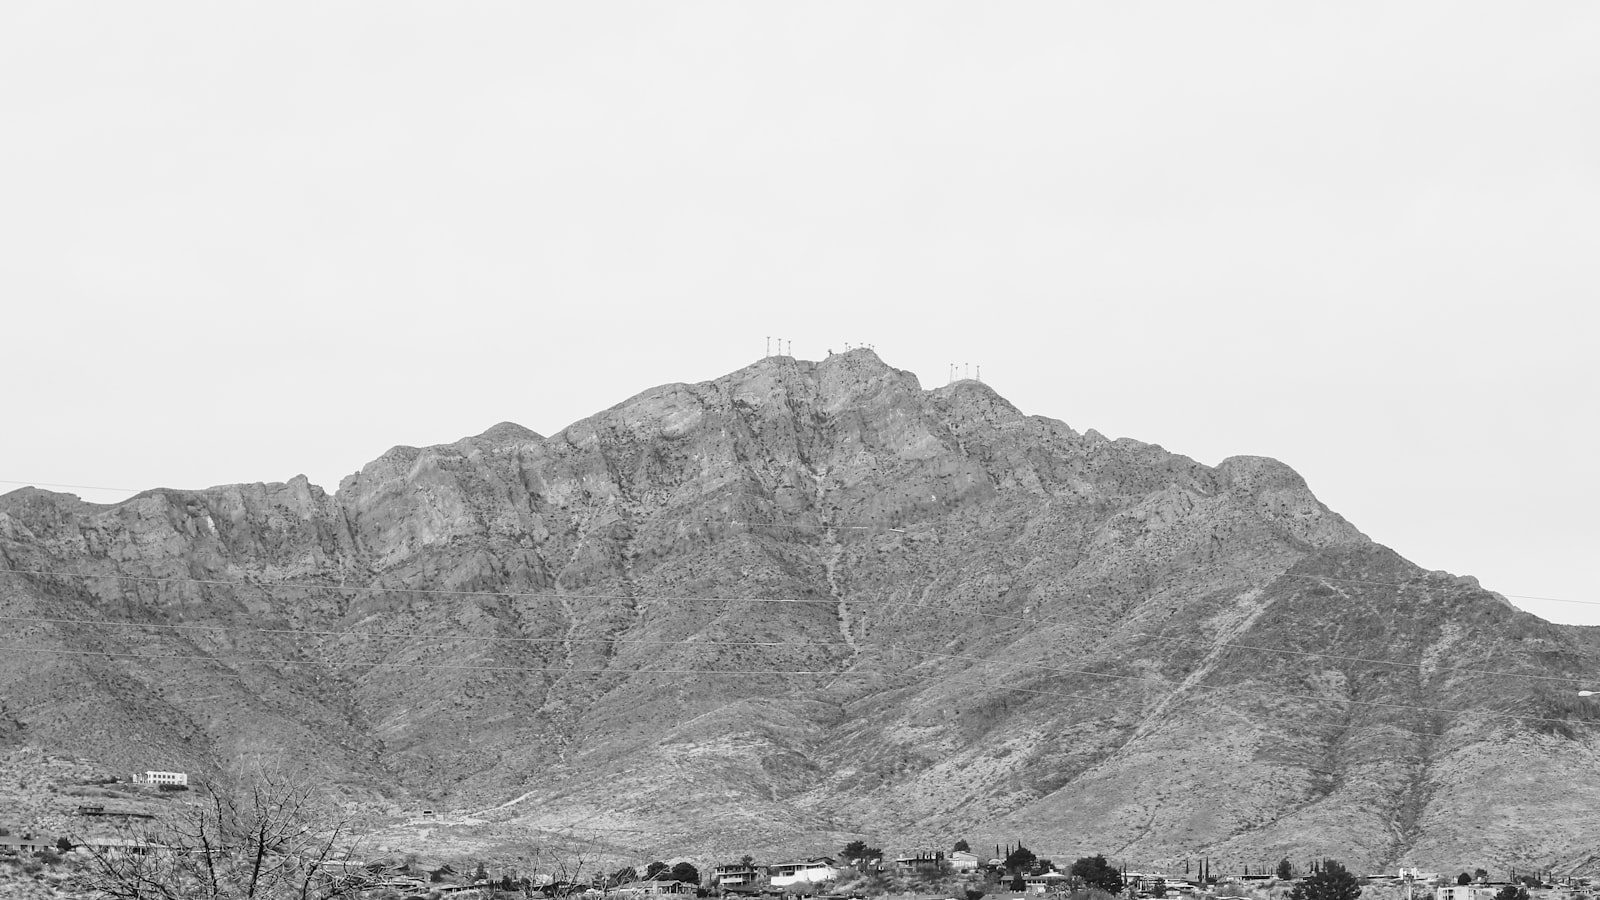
[
  {"x1": 0, "y1": 479, "x2": 145, "y2": 494},
  {"x1": 0, "y1": 610, "x2": 1585, "y2": 687},
  {"x1": 725, "y1": 520, "x2": 905, "y2": 533},
  {"x1": 1, "y1": 633, "x2": 1590, "y2": 728},
  {"x1": 0, "y1": 645, "x2": 841, "y2": 677},
  {"x1": 0, "y1": 613, "x2": 840, "y2": 646},
  {"x1": 1273, "y1": 572, "x2": 1574, "y2": 606},
  {"x1": 0, "y1": 483, "x2": 1584, "y2": 606},
  {"x1": 934, "y1": 674, "x2": 1576, "y2": 731},
  {"x1": 0, "y1": 568, "x2": 825, "y2": 606},
  {"x1": 0, "y1": 567, "x2": 1047, "y2": 629},
  {"x1": 4, "y1": 569, "x2": 1594, "y2": 687}
]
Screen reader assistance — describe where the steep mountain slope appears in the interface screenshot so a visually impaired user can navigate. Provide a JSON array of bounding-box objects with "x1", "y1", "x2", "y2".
[{"x1": 3, "y1": 349, "x2": 1598, "y2": 874}]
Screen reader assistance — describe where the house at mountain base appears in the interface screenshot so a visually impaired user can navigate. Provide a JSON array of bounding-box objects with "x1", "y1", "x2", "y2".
[
  {"x1": 0, "y1": 835, "x2": 54, "y2": 855},
  {"x1": 949, "y1": 851, "x2": 981, "y2": 873},
  {"x1": 770, "y1": 858, "x2": 841, "y2": 887},
  {"x1": 713, "y1": 865, "x2": 761, "y2": 887}
]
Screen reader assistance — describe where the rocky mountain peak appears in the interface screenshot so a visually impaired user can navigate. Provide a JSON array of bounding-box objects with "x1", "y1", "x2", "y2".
[
  {"x1": 0, "y1": 353, "x2": 1595, "y2": 875},
  {"x1": 472, "y1": 421, "x2": 543, "y2": 445}
]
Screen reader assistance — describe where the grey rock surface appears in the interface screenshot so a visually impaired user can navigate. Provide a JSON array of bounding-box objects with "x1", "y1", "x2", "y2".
[{"x1": 3, "y1": 349, "x2": 1598, "y2": 872}]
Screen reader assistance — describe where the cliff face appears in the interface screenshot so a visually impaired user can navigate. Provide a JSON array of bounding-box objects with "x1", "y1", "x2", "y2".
[{"x1": 3, "y1": 349, "x2": 1598, "y2": 873}]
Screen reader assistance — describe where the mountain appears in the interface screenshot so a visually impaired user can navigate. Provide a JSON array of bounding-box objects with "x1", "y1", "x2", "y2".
[{"x1": 3, "y1": 349, "x2": 1599, "y2": 874}]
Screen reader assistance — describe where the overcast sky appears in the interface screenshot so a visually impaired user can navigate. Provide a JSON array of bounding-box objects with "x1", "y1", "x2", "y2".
[{"x1": 2, "y1": 3, "x2": 1595, "y2": 624}]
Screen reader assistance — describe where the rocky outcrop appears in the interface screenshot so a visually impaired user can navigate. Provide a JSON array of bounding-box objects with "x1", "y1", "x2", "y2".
[{"x1": 2, "y1": 349, "x2": 1597, "y2": 873}]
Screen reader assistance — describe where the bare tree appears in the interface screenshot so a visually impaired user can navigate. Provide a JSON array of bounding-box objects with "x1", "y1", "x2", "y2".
[
  {"x1": 534, "y1": 844, "x2": 597, "y2": 896},
  {"x1": 73, "y1": 772, "x2": 391, "y2": 900}
]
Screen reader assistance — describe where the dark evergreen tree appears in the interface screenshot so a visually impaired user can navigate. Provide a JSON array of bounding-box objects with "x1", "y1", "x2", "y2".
[
  {"x1": 646, "y1": 862, "x2": 669, "y2": 880},
  {"x1": 1287, "y1": 860, "x2": 1360, "y2": 900},
  {"x1": 955, "y1": 839, "x2": 971, "y2": 853},
  {"x1": 1495, "y1": 888, "x2": 1529, "y2": 900},
  {"x1": 671, "y1": 863, "x2": 700, "y2": 885},
  {"x1": 1070, "y1": 855, "x2": 1124, "y2": 895},
  {"x1": 842, "y1": 841, "x2": 881, "y2": 869},
  {"x1": 1458, "y1": 874, "x2": 1473, "y2": 886},
  {"x1": 1004, "y1": 845, "x2": 1038, "y2": 874},
  {"x1": 1011, "y1": 874, "x2": 1026, "y2": 892},
  {"x1": 1278, "y1": 859, "x2": 1294, "y2": 881}
]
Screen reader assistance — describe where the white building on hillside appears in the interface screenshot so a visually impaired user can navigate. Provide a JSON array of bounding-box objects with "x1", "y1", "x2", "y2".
[
  {"x1": 1437, "y1": 886, "x2": 1498, "y2": 900},
  {"x1": 769, "y1": 859, "x2": 840, "y2": 887},
  {"x1": 133, "y1": 771, "x2": 189, "y2": 786},
  {"x1": 712, "y1": 866, "x2": 761, "y2": 887}
]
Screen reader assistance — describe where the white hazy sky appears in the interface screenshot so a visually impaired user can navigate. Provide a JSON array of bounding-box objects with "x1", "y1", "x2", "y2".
[{"x1": 2, "y1": 4, "x2": 1596, "y2": 623}]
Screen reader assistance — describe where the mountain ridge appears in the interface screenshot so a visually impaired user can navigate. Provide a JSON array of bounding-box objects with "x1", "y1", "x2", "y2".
[{"x1": 3, "y1": 349, "x2": 1598, "y2": 874}]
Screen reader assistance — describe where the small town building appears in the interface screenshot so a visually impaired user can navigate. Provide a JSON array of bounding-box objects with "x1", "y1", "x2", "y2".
[
  {"x1": 1438, "y1": 886, "x2": 1500, "y2": 900},
  {"x1": 769, "y1": 858, "x2": 841, "y2": 887},
  {"x1": 132, "y1": 770, "x2": 189, "y2": 786},
  {"x1": 77, "y1": 837, "x2": 149, "y2": 855},
  {"x1": 713, "y1": 866, "x2": 761, "y2": 887},
  {"x1": 949, "y1": 851, "x2": 981, "y2": 873},
  {"x1": 0, "y1": 835, "x2": 56, "y2": 855},
  {"x1": 1023, "y1": 873, "x2": 1069, "y2": 893},
  {"x1": 614, "y1": 880, "x2": 696, "y2": 896},
  {"x1": 896, "y1": 851, "x2": 946, "y2": 873}
]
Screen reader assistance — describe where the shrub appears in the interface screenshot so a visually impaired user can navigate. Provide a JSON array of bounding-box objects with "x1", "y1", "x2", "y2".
[{"x1": 1288, "y1": 860, "x2": 1360, "y2": 900}]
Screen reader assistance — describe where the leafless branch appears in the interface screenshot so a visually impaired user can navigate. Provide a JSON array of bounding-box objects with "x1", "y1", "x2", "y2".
[{"x1": 71, "y1": 770, "x2": 386, "y2": 900}]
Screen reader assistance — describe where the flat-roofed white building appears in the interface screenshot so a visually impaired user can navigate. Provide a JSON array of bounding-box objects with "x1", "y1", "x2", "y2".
[
  {"x1": 133, "y1": 771, "x2": 189, "y2": 786},
  {"x1": 712, "y1": 866, "x2": 761, "y2": 887},
  {"x1": 1437, "y1": 886, "x2": 1498, "y2": 900},
  {"x1": 769, "y1": 858, "x2": 840, "y2": 887}
]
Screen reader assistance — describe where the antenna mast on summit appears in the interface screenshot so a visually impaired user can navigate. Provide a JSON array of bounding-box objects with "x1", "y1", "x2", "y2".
[
  {"x1": 766, "y1": 336, "x2": 771, "y2": 357},
  {"x1": 976, "y1": 365, "x2": 981, "y2": 382},
  {"x1": 787, "y1": 340, "x2": 792, "y2": 356}
]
